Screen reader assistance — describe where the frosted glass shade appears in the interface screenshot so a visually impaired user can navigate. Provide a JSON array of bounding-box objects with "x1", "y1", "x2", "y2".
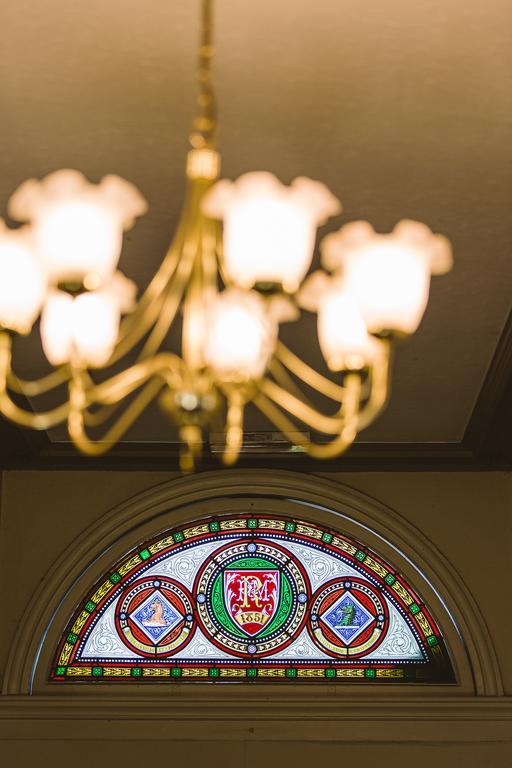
[
  {"x1": 322, "y1": 220, "x2": 453, "y2": 335},
  {"x1": 41, "y1": 272, "x2": 136, "y2": 367},
  {"x1": 298, "y1": 271, "x2": 376, "y2": 371},
  {"x1": 8, "y1": 170, "x2": 147, "y2": 285},
  {"x1": 318, "y1": 290, "x2": 376, "y2": 371},
  {"x1": 203, "y1": 172, "x2": 341, "y2": 293},
  {"x1": 0, "y1": 223, "x2": 46, "y2": 334},
  {"x1": 203, "y1": 289, "x2": 275, "y2": 382}
]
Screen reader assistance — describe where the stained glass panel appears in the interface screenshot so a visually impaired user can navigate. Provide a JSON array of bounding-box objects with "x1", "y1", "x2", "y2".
[{"x1": 51, "y1": 514, "x2": 455, "y2": 682}]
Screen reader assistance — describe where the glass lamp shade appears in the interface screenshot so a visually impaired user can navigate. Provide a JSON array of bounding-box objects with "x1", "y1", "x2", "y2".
[
  {"x1": 203, "y1": 289, "x2": 276, "y2": 382},
  {"x1": 8, "y1": 170, "x2": 147, "y2": 286},
  {"x1": 298, "y1": 271, "x2": 376, "y2": 371},
  {"x1": 41, "y1": 272, "x2": 136, "y2": 368},
  {"x1": 321, "y1": 220, "x2": 453, "y2": 335},
  {"x1": 203, "y1": 172, "x2": 341, "y2": 293},
  {"x1": 0, "y1": 223, "x2": 46, "y2": 334},
  {"x1": 318, "y1": 289, "x2": 377, "y2": 371}
]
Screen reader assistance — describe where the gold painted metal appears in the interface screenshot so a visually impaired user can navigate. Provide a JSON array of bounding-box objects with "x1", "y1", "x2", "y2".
[{"x1": 0, "y1": 0, "x2": 392, "y2": 470}]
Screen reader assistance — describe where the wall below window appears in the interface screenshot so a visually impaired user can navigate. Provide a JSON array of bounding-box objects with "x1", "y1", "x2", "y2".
[
  {"x1": 0, "y1": 469, "x2": 510, "y2": 764},
  {"x1": 1, "y1": 738, "x2": 512, "y2": 768}
]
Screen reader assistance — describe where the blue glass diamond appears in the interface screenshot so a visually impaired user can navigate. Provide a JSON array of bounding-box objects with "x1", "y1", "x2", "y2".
[
  {"x1": 130, "y1": 590, "x2": 182, "y2": 643},
  {"x1": 321, "y1": 592, "x2": 374, "y2": 645}
]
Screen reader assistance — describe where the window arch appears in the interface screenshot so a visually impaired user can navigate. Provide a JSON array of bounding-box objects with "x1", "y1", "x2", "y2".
[
  {"x1": 3, "y1": 470, "x2": 502, "y2": 695},
  {"x1": 50, "y1": 512, "x2": 454, "y2": 684}
]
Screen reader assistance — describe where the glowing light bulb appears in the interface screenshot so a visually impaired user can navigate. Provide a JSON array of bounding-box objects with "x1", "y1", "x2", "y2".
[
  {"x1": 203, "y1": 289, "x2": 276, "y2": 382},
  {"x1": 8, "y1": 169, "x2": 147, "y2": 285},
  {"x1": 298, "y1": 270, "x2": 377, "y2": 370},
  {"x1": 0, "y1": 223, "x2": 46, "y2": 334},
  {"x1": 318, "y1": 288, "x2": 376, "y2": 371},
  {"x1": 203, "y1": 172, "x2": 340, "y2": 293},
  {"x1": 36, "y1": 200, "x2": 122, "y2": 285},
  {"x1": 41, "y1": 272, "x2": 136, "y2": 367},
  {"x1": 322, "y1": 220, "x2": 452, "y2": 335}
]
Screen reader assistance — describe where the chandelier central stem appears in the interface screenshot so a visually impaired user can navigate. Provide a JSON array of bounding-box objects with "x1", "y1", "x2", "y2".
[{"x1": 190, "y1": 0, "x2": 217, "y2": 150}]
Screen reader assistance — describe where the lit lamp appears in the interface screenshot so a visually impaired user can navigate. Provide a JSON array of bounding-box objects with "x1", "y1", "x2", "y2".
[
  {"x1": 41, "y1": 272, "x2": 136, "y2": 367},
  {"x1": 203, "y1": 172, "x2": 341, "y2": 293},
  {"x1": 0, "y1": 0, "x2": 454, "y2": 470},
  {"x1": 322, "y1": 220, "x2": 453, "y2": 336},
  {"x1": 203, "y1": 289, "x2": 276, "y2": 382},
  {"x1": 8, "y1": 169, "x2": 147, "y2": 288},
  {"x1": 298, "y1": 271, "x2": 379, "y2": 371},
  {"x1": 0, "y1": 222, "x2": 46, "y2": 335}
]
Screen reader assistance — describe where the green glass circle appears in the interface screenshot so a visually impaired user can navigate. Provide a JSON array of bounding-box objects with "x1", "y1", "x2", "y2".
[{"x1": 210, "y1": 556, "x2": 293, "y2": 639}]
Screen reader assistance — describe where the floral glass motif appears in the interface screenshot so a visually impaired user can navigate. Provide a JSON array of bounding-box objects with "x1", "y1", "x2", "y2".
[{"x1": 51, "y1": 514, "x2": 455, "y2": 683}]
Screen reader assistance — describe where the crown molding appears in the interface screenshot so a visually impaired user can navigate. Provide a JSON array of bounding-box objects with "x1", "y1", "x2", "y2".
[
  {"x1": 0, "y1": 694, "x2": 511, "y2": 743},
  {"x1": 464, "y1": 308, "x2": 512, "y2": 466},
  {"x1": 0, "y1": 439, "x2": 500, "y2": 471}
]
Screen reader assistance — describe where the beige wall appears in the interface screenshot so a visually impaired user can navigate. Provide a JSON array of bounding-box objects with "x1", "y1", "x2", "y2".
[{"x1": 0, "y1": 469, "x2": 511, "y2": 765}]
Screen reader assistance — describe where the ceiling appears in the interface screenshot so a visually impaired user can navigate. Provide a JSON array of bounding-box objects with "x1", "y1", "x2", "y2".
[{"x1": 0, "y1": 0, "x2": 511, "y2": 466}]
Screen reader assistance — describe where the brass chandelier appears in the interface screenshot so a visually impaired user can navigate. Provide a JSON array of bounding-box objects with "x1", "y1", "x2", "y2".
[{"x1": 0, "y1": 1, "x2": 452, "y2": 470}]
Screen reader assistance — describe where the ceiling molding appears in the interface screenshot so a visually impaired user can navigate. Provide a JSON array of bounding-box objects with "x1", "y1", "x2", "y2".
[
  {"x1": 0, "y1": 439, "x2": 491, "y2": 471},
  {"x1": 0, "y1": 415, "x2": 49, "y2": 463},
  {"x1": 464, "y1": 308, "x2": 512, "y2": 466},
  {"x1": 1, "y1": 312, "x2": 511, "y2": 472}
]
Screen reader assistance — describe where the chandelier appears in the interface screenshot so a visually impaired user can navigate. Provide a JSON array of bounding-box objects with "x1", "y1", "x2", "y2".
[{"x1": 0, "y1": 1, "x2": 452, "y2": 470}]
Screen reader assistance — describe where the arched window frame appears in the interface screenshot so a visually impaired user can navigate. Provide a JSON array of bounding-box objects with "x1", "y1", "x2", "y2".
[{"x1": 3, "y1": 470, "x2": 502, "y2": 698}]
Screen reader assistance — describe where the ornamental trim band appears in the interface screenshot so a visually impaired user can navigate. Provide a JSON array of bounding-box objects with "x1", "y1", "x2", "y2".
[{"x1": 51, "y1": 514, "x2": 455, "y2": 683}]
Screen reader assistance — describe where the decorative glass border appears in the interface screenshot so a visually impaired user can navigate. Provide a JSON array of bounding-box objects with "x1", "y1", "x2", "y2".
[{"x1": 51, "y1": 514, "x2": 455, "y2": 683}]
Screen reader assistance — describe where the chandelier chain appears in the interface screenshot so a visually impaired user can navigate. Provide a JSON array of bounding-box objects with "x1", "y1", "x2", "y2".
[{"x1": 190, "y1": 0, "x2": 217, "y2": 150}]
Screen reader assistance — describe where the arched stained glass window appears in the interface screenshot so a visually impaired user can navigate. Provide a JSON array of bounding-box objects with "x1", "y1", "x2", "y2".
[{"x1": 51, "y1": 513, "x2": 455, "y2": 683}]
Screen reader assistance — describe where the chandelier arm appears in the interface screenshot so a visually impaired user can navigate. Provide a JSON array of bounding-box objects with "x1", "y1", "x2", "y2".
[
  {"x1": 79, "y1": 367, "x2": 158, "y2": 429},
  {"x1": 356, "y1": 342, "x2": 391, "y2": 430},
  {"x1": 221, "y1": 387, "x2": 245, "y2": 466},
  {"x1": 105, "y1": 270, "x2": 174, "y2": 366},
  {"x1": 82, "y1": 401, "x2": 120, "y2": 428},
  {"x1": 138, "y1": 183, "x2": 213, "y2": 361},
  {"x1": 138, "y1": 254, "x2": 194, "y2": 360},
  {"x1": 275, "y1": 342, "x2": 348, "y2": 403},
  {"x1": 109, "y1": 203, "x2": 193, "y2": 364},
  {"x1": 88, "y1": 352, "x2": 184, "y2": 406},
  {"x1": 201, "y1": 214, "x2": 220, "y2": 289},
  {"x1": 138, "y1": 240, "x2": 197, "y2": 360},
  {"x1": 67, "y1": 372, "x2": 166, "y2": 456},
  {"x1": 130, "y1": 194, "x2": 192, "y2": 309},
  {"x1": 253, "y1": 374, "x2": 361, "y2": 459},
  {"x1": 182, "y1": 206, "x2": 218, "y2": 368},
  {"x1": 0, "y1": 390, "x2": 69, "y2": 430},
  {"x1": 113, "y1": 228, "x2": 185, "y2": 354},
  {"x1": 114, "y1": 266, "x2": 174, "y2": 346},
  {"x1": 7, "y1": 366, "x2": 71, "y2": 398},
  {"x1": 268, "y1": 357, "x2": 318, "y2": 408},
  {"x1": 182, "y1": 265, "x2": 204, "y2": 370},
  {"x1": 179, "y1": 424, "x2": 203, "y2": 472},
  {"x1": 258, "y1": 377, "x2": 361, "y2": 435},
  {"x1": 0, "y1": 333, "x2": 185, "y2": 431},
  {"x1": 213, "y1": 221, "x2": 233, "y2": 288},
  {"x1": 78, "y1": 368, "x2": 133, "y2": 428},
  {"x1": 106, "y1": 176, "x2": 207, "y2": 367},
  {"x1": 0, "y1": 334, "x2": 70, "y2": 429}
]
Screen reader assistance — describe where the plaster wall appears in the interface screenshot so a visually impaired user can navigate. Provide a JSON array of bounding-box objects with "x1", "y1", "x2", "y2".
[{"x1": 0, "y1": 469, "x2": 510, "y2": 766}]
